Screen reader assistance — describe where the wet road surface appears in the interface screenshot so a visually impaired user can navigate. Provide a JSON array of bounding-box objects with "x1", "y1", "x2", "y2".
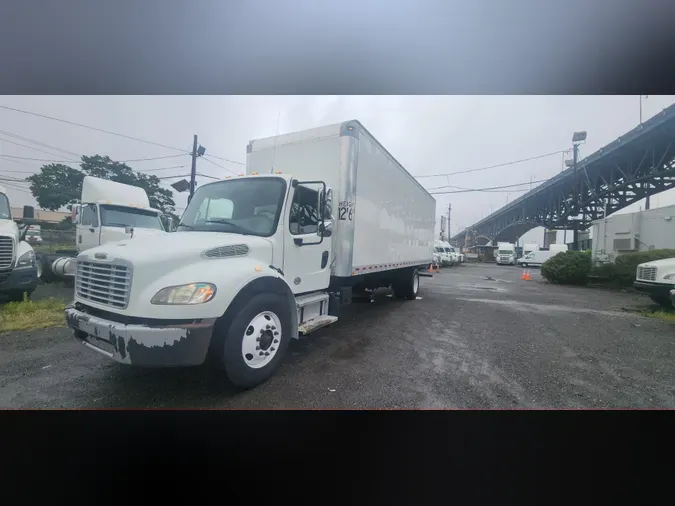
[{"x1": 1, "y1": 264, "x2": 674, "y2": 408}]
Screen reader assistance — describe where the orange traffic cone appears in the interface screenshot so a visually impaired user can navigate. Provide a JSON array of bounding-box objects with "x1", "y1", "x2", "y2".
[
  {"x1": 524, "y1": 269, "x2": 531, "y2": 281},
  {"x1": 429, "y1": 264, "x2": 434, "y2": 273},
  {"x1": 521, "y1": 269, "x2": 527, "y2": 280}
]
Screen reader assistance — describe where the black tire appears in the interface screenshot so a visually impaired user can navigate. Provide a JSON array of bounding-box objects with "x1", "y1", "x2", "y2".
[
  {"x1": 36, "y1": 253, "x2": 57, "y2": 283},
  {"x1": 215, "y1": 292, "x2": 292, "y2": 389},
  {"x1": 649, "y1": 293, "x2": 673, "y2": 308},
  {"x1": 5, "y1": 290, "x2": 31, "y2": 302},
  {"x1": 392, "y1": 268, "x2": 420, "y2": 300}
]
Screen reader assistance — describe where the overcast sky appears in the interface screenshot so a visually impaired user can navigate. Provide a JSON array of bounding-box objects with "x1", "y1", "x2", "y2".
[{"x1": 1, "y1": 95, "x2": 674, "y2": 245}]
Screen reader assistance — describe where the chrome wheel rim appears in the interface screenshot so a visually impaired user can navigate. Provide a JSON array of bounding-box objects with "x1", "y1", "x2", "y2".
[{"x1": 241, "y1": 311, "x2": 282, "y2": 369}]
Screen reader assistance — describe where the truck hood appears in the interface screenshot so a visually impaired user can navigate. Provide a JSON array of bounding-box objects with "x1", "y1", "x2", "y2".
[
  {"x1": 80, "y1": 231, "x2": 274, "y2": 267},
  {"x1": 0, "y1": 219, "x2": 19, "y2": 239},
  {"x1": 639, "y1": 257, "x2": 675, "y2": 268},
  {"x1": 100, "y1": 225, "x2": 167, "y2": 244}
]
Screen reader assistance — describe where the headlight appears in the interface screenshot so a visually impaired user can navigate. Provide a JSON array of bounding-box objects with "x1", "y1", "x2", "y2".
[
  {"x1": 16, "y1": 250, "x2": 36, "y2": 268},
  {"x1": 663, "y1": 274, "x2": 675, "y2": 280},
  {"x1": 151, "y1": 283, "x2": 216, "y2": 305}
]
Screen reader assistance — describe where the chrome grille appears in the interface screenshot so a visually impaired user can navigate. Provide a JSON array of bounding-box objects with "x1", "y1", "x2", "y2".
[
  {"x1": 0, "y1": 236, "x2": 13, "y2": 269},
  {"x1": 637, "y1": 266, "x2": 656, "y2": 282},
  {"x1": 76, "y1": 260, "x2": 132, "y2": 309}
]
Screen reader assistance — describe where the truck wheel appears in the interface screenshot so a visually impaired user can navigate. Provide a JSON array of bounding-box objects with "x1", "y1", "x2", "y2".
[
  {"x1": 217, "y1": 292, "x2": 292, "y2": 389},
  {"x1": 392, "y1": 268, "x2": 419, "y2": 300},
  {"x1": 649, "y1": 294, "x2": 673, "y2": 308},
  {"x1": 6, "y1": 290, "x2": 31, "y2": 302}
]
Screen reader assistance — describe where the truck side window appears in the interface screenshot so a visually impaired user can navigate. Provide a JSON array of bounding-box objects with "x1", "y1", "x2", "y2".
[
  {"x1": 289, "y1": 185, "x2": 319, "y2": 235},
  {"x1": 80, "y1": 204, "x2": 99, "y2": 227}
]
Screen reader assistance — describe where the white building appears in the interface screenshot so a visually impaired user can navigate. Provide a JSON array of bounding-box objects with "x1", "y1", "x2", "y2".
[{"x1": 591, "y1": 204, "x2": 675, "y2": 263}]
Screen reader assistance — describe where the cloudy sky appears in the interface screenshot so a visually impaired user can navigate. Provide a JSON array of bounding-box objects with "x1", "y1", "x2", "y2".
[{"x1": 1, "y1": 95, "x2": 674, "y2": 245}]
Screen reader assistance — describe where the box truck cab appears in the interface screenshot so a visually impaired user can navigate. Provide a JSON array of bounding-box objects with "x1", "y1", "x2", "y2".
[
  {"x1": 44, "y1": 176, "x2": 168, "y2": 280},
  {"x1": 496, "y1": 242, "x2": 516, "y2": 265},
  {"x1": 634, "y1": 257, "x2": 675, "y2": 307},
  {"x1": 0, "y1": 186, "x2": 40, "y2": 301},
  {"x1": 434, "y1": 240, "x2": 453, "y2": 266},
  {"x1": 65, "y1": 121, "x2": 435, "y2": 388}
]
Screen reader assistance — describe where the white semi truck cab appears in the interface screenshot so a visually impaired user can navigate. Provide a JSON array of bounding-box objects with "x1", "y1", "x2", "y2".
[
  {"x1": 496, "y1": 242, "x2": 516, "y2": 265},
  {"x1": 634, "y1": 257, "x2": 675, "y2": 307},
  {"x1": 0, "y1": 186, "x2": 40, "y2": 301},
  {"x1": 44, "y1": 176, "x2": 167, "y2": 280},
  {"x1": 65, "y1": 121, "x2": 435, "y2": 388}
]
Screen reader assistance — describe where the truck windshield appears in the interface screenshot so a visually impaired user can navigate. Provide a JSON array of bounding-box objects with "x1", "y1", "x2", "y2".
[
  {"x1": 0, "y1": 193, "x2": 10, "y2": 220},
  {"x1": 178, "y1": 177, "x2": 287, "y2": 237},
  {"x1": 100, "y1": 205, "x2": 164, "y2": 230},
  {"x1": 498, "y1": 249, "x2": 512, "y2": 254}
]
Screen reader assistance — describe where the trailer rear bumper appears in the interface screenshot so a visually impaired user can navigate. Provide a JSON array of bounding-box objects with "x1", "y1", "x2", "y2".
[{"x1": 65, "y1": 306, "x2": 216, "y2": 367}]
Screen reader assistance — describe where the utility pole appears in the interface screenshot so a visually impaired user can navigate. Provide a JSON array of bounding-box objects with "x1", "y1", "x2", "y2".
[
  {"x1": 447, "y1": 202, "x2": 452, "y2": 240},
  {"x1": 642, "y1": 95, "x2": 650, "y2": 210},
  {"x1": 189, "y1": 134, "x2": 198, "y2": 202},
  {"x1": 572, "y1": 141, "x2": 579, "y2": 250}
]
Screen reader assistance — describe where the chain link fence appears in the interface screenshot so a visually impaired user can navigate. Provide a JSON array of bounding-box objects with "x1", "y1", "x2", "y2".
[{"x1": 29, "y1": 227, "x2": 77, "y2": 255}]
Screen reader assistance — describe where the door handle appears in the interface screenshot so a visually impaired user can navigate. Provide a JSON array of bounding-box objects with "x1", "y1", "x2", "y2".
[{"x1": 89, "y1": 227, "x2": 95, "y2": 233}]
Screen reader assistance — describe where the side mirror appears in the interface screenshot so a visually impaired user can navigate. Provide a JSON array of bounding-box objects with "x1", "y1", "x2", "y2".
[
  {"x1": 319, "y1": 187, "x2": 333, "y2": 238},
  {"x1": 71, "y1": 204, "x2": 81, "y2": 224},
  {"x1": 23, "y1": 205, "x2": 35, "y2": 219}
]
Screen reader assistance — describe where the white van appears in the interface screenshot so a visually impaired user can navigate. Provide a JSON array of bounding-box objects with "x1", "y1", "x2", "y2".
[{"x1": 517, "y1": 250, "x2": 560, "y2": 267}]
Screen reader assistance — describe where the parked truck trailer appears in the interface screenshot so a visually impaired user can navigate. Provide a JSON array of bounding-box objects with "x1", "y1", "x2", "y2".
[{"x1": 65, "y1": 120, "x2": 436, "y2": 388}]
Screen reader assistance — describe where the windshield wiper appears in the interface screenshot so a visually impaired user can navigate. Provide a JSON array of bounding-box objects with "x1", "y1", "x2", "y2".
[
  {"x1": 177, "y1": 223, "x2": 195, "y2": 229},
  {"x1": 205, "y1": 219, "x2": 250, "y2": 235}
]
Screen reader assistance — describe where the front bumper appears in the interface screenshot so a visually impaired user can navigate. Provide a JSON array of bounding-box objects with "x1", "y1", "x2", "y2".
[
  {"x1": 65, "y1": 306, "x2": 216, "y2": 367},
  {"x1": 633, "y1": 280, "x2": 674, "y2": 298},
  {"x1": 0, "y1": 266, "x2": 39, "y2": 293}
]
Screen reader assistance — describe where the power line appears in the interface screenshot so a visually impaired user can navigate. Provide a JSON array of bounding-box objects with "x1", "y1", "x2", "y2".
[
  {"x1": 428, "y1": 178, "x2": 548, "y2": 195},
  {"x1": 0, "y1": 104, "x2": 190, "y2": 154},
  {"x1": 0, "y1": 153, "x2": 188, "y2": 164},
  {"x1": 0, "y1": 138, "x2": 80, "y2": 163},
  {"x1": 0, "y1": 129, "x2": 82, "y2": 158},
  {"x1": 203, "y1": 153, "x2": 245, "y2": 166},
  {"x1": 201, "y1": 155, "x2": 239, "y2": 176},
  {"x1": 415, "y1": 150, "x2": 569, "y2": 179}
]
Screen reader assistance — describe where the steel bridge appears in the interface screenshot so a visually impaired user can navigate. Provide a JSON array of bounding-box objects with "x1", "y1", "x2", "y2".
[{"x1": 452, "y1": 103, "x2": 675, "y2": 249}]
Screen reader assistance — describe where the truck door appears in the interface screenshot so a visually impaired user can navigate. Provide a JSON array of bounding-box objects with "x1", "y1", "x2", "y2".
[
  {"x1": 283, "y1": 182, "x2": 333, "y2": 294},
  {"x1": 77, "y1": 204, "x2": 101, "y2": 251}
]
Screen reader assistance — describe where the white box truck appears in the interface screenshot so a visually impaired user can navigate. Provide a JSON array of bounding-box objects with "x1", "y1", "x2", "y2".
[
  {"x1": 65, "y1": 120, "x2": 436, "y2": 388},
  {"x1": 40, "y1": 176, "x2": 168, "y2": 281},
  {"x1": 0, "y1": 185, "x2": 39, "y2": 301}
]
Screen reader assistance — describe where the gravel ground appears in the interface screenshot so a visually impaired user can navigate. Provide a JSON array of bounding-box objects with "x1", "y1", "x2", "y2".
[{"x1": 1, "y1": 263, "x2": 673, "y2": 408}]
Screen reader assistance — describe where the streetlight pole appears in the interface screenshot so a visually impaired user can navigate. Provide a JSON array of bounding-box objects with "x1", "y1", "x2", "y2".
[{"x1": 571, "y1": 130, "x2": 587, "y2": 251}]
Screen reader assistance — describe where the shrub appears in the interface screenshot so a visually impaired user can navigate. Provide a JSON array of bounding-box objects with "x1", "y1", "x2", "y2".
[{"x1": 541, "y1": 250, "x2": 592, "y2": 285}]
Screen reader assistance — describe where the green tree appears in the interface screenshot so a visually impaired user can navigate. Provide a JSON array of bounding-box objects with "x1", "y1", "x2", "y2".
[{"x1": 26, "y1": 155, "x2": 178, "y2": 221}]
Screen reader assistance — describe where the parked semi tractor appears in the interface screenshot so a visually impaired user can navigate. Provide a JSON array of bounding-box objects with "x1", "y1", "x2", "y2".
[
  {"x1": 0, "y1": 185, "x2": 40, "y2": 301},
  {"x1": 495, "y1": 242, "x2": 517, "y2": 265},
  {"x1": 635, "y1": 257, "x2": 675, "y2": 308},
  {"x1": 65, "y1": 120, "x2": 436, "y2": 388},
  {"x1": 40, "y1": 176, "x2": 168, "y2": 281}
]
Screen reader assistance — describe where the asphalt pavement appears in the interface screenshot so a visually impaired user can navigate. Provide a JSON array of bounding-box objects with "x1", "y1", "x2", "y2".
[{"x1": 1, "y1": 264, "x2": 674, "y2": 408}]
